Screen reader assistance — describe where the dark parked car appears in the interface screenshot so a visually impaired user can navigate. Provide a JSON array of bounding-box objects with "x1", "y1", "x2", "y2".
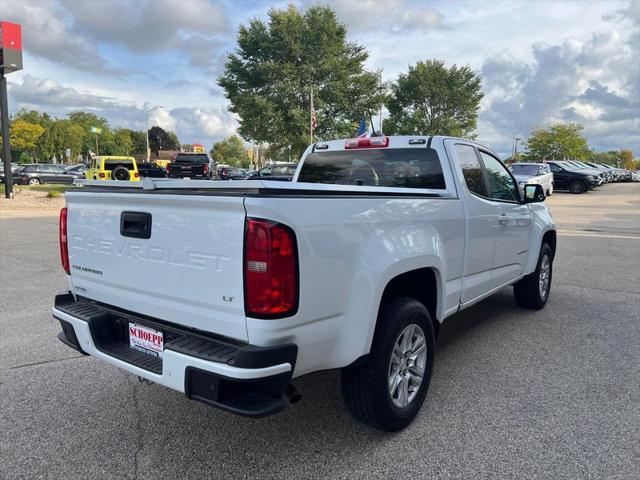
[
  {"x1": 217, "y1": 165, "x2": 249, "y2": 180},
  {"x1": 166, "y1": 153, "x2": 214, "y2": 179},
  {"x1": 0, "y1": 163, "x2": 23, "y2": 183},
  {"x1": 136, "y1": 162, "x2": 167, "y2": 178},
  {"x1": 547, "y1": 161, "x2": 600, "y2": 194},
  {"x1": 245, "y1": 163, "x2": 297, "y2": 181},
  {"x1": 15, "y1": 164, "x2": 81, "y2": 185}
]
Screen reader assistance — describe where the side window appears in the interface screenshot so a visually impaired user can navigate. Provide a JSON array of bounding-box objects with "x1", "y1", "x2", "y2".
[
  {"x1": 479, "y1": 151, "x2": 519, "y2": 202},
  {"x1": 549, "y1": 163, "x2": 560, "y2": 173},
  {"x1": 260, "y1": 166, "x2": 271, "y2": 177},
  {"x1": 454, "y1": 144, "x2": 488, "y2": 197}
]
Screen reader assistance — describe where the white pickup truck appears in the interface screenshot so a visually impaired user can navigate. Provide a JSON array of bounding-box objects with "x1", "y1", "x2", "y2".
[{"x1": 54, "y1": 136, "x2": 556, "y2": 431}]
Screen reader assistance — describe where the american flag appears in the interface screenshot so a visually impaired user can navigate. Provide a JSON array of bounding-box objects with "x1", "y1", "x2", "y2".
[{"x1": 311, "y1": 109, "x2": 318, "y2": 131}]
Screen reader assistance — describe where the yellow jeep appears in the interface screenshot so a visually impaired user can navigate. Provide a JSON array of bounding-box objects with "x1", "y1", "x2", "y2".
[{"x1": 86, "y1": 156, "x2": 140, "y2": 181}]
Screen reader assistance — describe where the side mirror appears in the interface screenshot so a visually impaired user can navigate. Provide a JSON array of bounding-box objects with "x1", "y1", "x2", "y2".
[{"x1": 523, "y1": 184, "x2": 545, "y2": 203}]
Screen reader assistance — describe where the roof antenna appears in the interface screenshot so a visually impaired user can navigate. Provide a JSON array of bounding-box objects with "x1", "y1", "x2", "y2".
[{"x1": 369, "y1": 112, "x2": 383, "y2": 137}]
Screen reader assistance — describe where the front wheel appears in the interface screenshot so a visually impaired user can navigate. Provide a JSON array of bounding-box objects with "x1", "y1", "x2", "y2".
[
  {"x1": 28, "y1": 178, "x2": 41, "y2": 186},
  {"x1": 514, "y1": 243, "x2": 553, "y2": 310},
  {"x1": 341, "y1": 297, "x2": 435, "y2": 431},
  {"x1": 569, "y1": 180, "x2": 586, "y2": 194}
]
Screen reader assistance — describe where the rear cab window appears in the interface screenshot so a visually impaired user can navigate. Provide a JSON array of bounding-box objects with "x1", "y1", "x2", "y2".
[
  {"x1": 175, "y1": 154, "x2": 209, "y2": 164},
  {"x1": 297, "y1": 148, "x2": 446, "y2": 190}
]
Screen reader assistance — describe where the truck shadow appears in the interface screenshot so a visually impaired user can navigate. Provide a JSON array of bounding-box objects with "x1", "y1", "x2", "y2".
[{"x1": 135, "y1": 289, "x2": 529, "y2": 477}]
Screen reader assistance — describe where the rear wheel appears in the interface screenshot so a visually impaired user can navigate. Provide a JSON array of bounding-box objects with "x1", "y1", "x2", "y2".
[
  {"x1": 341, "y1": 297, "x2": 435, "y2": 431},
  {"x1": 514, "y1": 243, "x2": 553, "y2": 309},
  {"x1": 28, "y1": 178, "x2": 41, "y2": 186},
  {"x1": 569, "y1": 180, "x2": 586, "y2": 194}
]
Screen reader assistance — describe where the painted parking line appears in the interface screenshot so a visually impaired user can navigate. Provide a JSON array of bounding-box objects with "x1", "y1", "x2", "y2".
[{"x1": 558, "y1": 230, "x2": 640, "y2": 240}]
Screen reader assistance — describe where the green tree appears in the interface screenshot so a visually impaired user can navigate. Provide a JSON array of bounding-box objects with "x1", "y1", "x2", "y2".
[
  {"x1": 44, "y1": 120, "x2": 84, "y2": 163},
  {"x1": 112, "y1": 128, "x2": 134, "y2": 155},
  {"x1": 525, "y1": 123, "x2": 590, "y2": 160},
  {"x1": 211, "y1": 135, "x2": 249, "y2": 167},
  {"x1": 218, "y1": 5, "x2": 384, "y2": 158},
  {"x1": 9, "y1": 120, "x2": 45, "y2": 160},
  {"x1": 67, "y1": 111, "x2": 113, "y2": 155},
  {"x1": 130, "y1": 130, "x2": 148, "y2": 154},
  {"x1": 148, "y1": 126, "x2": 178, "y2": 157},
  {"x1": 619, "y1": 149, "x2": 635, "y2": 170},
  {"x1": 383, "y1": 59, "x2": 484, "y2": 137}
]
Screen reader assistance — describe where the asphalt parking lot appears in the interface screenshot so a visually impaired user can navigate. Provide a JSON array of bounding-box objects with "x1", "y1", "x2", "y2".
[{"x1": 1, "y1": 183, "x2": 639, "y2": 480}]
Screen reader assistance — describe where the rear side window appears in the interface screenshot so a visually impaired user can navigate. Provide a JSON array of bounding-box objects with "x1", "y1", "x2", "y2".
[
  {"x1": 103, "y1": 160, "x2": 134, "y2": 170},
  {"x1": 454, "y1": 144, "x2": 488, "y2": 197},
  {"x1": 298, "y1": 148, "x2": 445, "y2": 189}
]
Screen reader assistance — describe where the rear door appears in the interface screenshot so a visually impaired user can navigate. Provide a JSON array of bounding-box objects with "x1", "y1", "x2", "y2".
[
  {"x1": 477, "y1": 150, "x2": 532, "y2": 288},
  {"x1": 447, "y1": 141, "x2": 497, "y2": 303},
  {"x1": 66, "y1": 192, "x2": 249, "y2": 341}
]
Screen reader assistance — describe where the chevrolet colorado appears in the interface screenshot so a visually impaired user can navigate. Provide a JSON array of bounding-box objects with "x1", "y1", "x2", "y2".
[{"x1": 54, "y1": 136, "x2": 556, "y2": 431}]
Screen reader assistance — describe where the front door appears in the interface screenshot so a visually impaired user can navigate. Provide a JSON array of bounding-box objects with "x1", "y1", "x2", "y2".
[
  {"x1": 549, "y1": 163, "x2": 568, "y2": 189},
  {"x1": 477, "y1": 150, "x2": 532, "y2": 288}
]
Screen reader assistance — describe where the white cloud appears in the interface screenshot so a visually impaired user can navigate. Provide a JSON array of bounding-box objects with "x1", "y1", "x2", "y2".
[
  {"x1": 327, "y1": 0, "x2": 446, "y2": 33},
  {"x1": 2, "y1": 0, "x2": 118, "y2": 74},
  {"x1": 8, "y1": 75, "x2": 121, "y2": 109},
  {"x1": 479, "y1": 24, "x2": 639, "y2": 155}
]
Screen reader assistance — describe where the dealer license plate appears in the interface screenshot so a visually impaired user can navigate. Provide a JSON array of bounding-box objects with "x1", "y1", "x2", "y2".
[{"x1": 129, "y1": 323, "x2": 164, "y2": 358}]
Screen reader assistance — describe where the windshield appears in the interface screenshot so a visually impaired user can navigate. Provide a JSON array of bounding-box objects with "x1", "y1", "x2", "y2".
[
  {"x1": 510, "y1": 164, "x2": 539, "y2": 176},
  {"x1": 298, "y1": 148, "x2": 445, "y2": 189},
  {"x1": 103, "y1": 159, "x2": 134, "y2": 170},
  {"x1": 175, "y1": 154, "x2": 209, "y2": 164}
]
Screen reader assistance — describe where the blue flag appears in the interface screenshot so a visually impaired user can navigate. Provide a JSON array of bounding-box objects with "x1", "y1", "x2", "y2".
[{"x1": 357, "y1": 117, "x2": 367, "y2": 137}]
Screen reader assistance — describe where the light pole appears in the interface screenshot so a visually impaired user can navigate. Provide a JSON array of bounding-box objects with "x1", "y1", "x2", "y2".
[
  {"x1": 145, "y1": 106, "x2": 163, "y2": 162},
  {"x1": 512, "y1": 137, "x2": 522, "y2": 161}
]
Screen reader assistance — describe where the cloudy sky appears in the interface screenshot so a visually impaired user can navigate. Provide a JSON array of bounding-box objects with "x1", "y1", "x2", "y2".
[{"x1": 3, "y1": 0, "x2": 639, "y2": 156}]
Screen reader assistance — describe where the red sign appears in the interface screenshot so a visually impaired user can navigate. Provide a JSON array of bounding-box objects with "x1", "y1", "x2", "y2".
[{"x1": 0, "y1": 22, "x2": 22, "y2": 51}]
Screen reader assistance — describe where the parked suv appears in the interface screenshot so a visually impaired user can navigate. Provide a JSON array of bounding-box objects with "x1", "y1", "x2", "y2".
[
  {"x1": 547, "y1": 161, "x2": 599, "y2": 193},
  {"x1": 167, "y1": 153, "x2": 214, "y2": 179},
  {"x1": 245, "y1": 163, "x2": 297, "y2": 181},
  {"x1": 86, "y1": 156, "x2": 140, "y2": 182}
]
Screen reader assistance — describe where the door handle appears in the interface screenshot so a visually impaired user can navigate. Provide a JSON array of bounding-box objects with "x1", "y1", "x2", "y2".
[{"x1": 498, "y1": 214, "x2": 509, "y2": 226}]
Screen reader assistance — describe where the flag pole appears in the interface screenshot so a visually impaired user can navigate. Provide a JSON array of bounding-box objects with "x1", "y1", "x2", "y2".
[{"x1": 309, "y1": 86, "x2": 313, "y2": 145}]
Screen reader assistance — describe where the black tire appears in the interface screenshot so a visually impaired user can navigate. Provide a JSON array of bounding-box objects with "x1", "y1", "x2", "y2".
[
  {"x1": 341, "y1": 297, "x2": 436, "y2": 431},
  {"x1": 112, "y1": 166, "x2": 130, "y2": 181},
  {"x1": 513, "y1": 243, "x2": 553, "y2": 310},
  {"x1": 569, "y1": 180, "x2": 586, "y2": 194}
]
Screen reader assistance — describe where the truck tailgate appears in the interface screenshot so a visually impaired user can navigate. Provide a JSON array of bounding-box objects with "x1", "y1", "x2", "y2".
[{"x1": 65, "y1": 191, "x2": 248, "y2": 341}]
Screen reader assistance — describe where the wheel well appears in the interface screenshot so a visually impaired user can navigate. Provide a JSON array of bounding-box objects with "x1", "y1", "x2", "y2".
[
  {"x1": 542, "y1": 230, "x2": 557, "y2": 259},
  {"x1": 379, "y1": 268, "x2": 440, "y2": 336}
]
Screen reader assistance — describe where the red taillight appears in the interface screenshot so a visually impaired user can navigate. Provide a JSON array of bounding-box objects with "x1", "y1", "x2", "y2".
[
  {"x1": 99, "y1": 172, "x2": 106, "y2": 178},
  {"x1": 166, "y1": 163, "x2": 171, "y2": 174},
  {"x1": 203, "y1": 164, "x2": 209, "y2": 175},
  {"x1": 244, "y1": 218, "x2": 298, "y2": 318},
  {"x1": 59, "y1": 207, "x2": 70, "y2": 275},
  {"x1": 345, "y1": 137, "x2": 389, "y2": 149},
  {"x1": 134, "y1": 172, "x2": 139, "y2": 178}
]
